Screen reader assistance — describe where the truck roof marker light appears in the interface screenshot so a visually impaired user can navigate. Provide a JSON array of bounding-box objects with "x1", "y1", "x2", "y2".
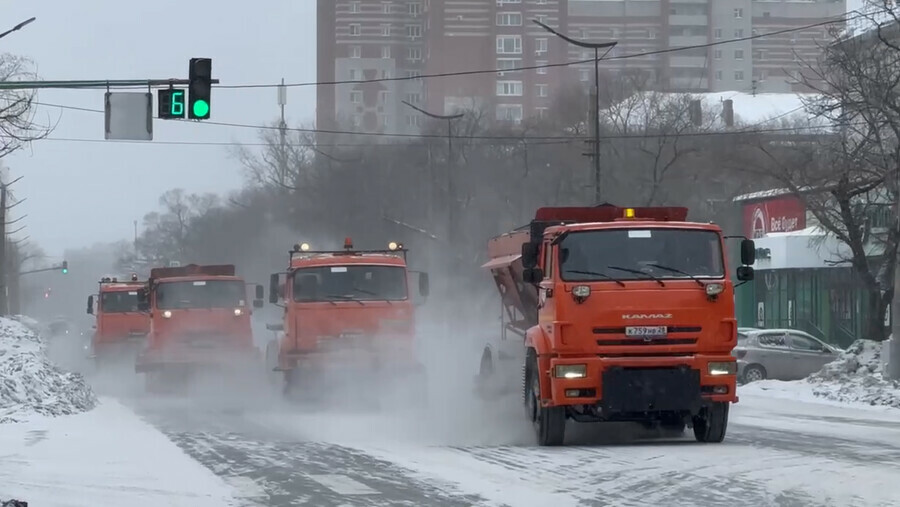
[
  {"x1": 624, "y1": 208, "x2": 636, "y2": 219},
  {"x1": 344, "y1": 237, "x2": 353, "y2": 250},
  {"x1": 131, "y1": 273, "x2": 138, "y2": 281},
  {"x1": 388, "y1": 241, "x2": 399, "y2": 251},
  {"x1": 300, "y1": 243, "x2": 311, "y2": 252}
]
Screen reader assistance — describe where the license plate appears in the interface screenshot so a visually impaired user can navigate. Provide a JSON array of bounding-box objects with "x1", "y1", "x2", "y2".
[{"x1": 625, "y1": 326, "x2": 667, "y2": 338}]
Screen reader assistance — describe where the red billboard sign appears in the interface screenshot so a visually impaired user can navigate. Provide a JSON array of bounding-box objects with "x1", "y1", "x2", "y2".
[{"x1": 742, "y1": 195, "x2": 806, "y2": 238}]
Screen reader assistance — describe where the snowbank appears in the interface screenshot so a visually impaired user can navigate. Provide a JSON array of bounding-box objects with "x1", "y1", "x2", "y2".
[
  {"x1": 0, "y1": 317, "x2": 97, "y2": 423},
  {"x1": 805, "y1": 339, "x2": 900, "y2": 408},
  {"x1": 0, "y1": 397, "x2": 240, "y2": 507}
]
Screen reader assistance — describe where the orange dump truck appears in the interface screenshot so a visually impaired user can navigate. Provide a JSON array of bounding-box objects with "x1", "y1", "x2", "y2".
[
  {"x1": 477, "y1": 205, "x2": 756, "y2": 445},
  {"x1": 86, "y1": 275, "x2": 150, "y2": 365},
  {"x1": 265, "y1": 238, "x2": 429, "y2": 403},
  {"x1": 134, "y1": 264, "x2": 264, "y2": 391}
]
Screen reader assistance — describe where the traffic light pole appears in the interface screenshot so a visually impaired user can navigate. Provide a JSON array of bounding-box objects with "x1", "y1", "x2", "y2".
[{"x1": 0, "y1": 78, "x2": 219, "y2": 91}]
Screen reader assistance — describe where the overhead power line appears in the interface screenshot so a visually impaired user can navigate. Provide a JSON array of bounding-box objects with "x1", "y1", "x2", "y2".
[{"x1": 212, "y1": 10, "x2": 873, "y2": 90}]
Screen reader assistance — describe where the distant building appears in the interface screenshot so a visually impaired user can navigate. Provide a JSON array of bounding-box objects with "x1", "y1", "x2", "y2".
[{"x1": 317, "y1": 0, "x2": 846, "y2": 132}]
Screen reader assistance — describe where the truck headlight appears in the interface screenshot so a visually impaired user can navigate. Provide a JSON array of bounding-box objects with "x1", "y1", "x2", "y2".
[
  {"x1": 705, "y1": 283, "x2": 724, "y2": 296},
  {"x1": 708, "y1": 361, "x2": 737, "y2": 376},
  {"x1": 572, "y1": 285, "x2": 591, "y2": 298},
  {"x1": 554, "y1": 364, "x2": 587, "y2": 379},
  {"x1": 234, "y1": 308, "x2": 243, "y2": 316},
  {"x1": 162, "y1": 310, "x2": 172, "y2": 319}
]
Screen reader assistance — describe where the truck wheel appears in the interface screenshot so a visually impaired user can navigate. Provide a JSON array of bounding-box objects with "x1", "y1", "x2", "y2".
[
  {"x1": 526, "y1": 355, "x2": 566, "y2": 446},
  {"x1": 693, "y1": 402, "x2": 729, "y2": 443}
]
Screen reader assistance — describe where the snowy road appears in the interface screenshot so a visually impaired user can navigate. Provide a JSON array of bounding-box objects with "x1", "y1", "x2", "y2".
[{"x1": 121, "y1": 388, "x2": 900, "y2": 507}]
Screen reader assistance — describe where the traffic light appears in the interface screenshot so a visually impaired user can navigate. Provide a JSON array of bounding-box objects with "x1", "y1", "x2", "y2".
[
  {"x1": 188, "y1": 58, "x2": 212, "y2": 120},
  {"x1": 61, "y1": 261, "x2": 68, "y2": 274},
  {"x1": 158, "y1": 88, "x2": 187, "y2": 119}
]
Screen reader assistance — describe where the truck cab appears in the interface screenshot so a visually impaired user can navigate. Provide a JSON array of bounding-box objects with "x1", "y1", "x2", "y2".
[
  {"x1": 134, "y1": 264, "x2": 264, "y2": 381},
  {"x1": 86, "y1": 275, "x2": 150, "y2": 364},
  {"x1": 266, "y1": 239, "x2": 429, "y2": 398},
  {"x1": 481, "y1": 205, "x2": 755, "y2": 445}
]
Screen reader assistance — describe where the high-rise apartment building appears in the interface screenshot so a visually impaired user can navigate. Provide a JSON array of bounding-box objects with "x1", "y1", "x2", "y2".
[{"x1": 317, "y1": 0, "x2": 846, "y2": 132}]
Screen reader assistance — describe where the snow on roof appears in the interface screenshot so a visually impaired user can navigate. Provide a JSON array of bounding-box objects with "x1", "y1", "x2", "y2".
[
  {"x1": 843, "y1": 1, "x2": 897, "y2": 39},
  {"x1": 765, "y1": 225, "x2": 825, "y2": 238}
]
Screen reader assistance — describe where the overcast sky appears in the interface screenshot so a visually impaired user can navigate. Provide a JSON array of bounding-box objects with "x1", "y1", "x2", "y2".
[{"x1": 2, "y1": 0, "x2": 317, "y2": 258}]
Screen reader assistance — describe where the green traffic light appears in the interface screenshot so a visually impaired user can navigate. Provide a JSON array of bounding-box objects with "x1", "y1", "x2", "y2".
[
  {"x1": 192, "y1": 99, "x2": 210, "y2": 118},
  {"x1": 62, "y1": 268, "x2": 68, "y2": 274}
]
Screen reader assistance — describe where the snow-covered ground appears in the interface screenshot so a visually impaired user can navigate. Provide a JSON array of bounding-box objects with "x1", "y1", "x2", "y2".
[
  {"x1": 0, "y1": 317, "x2": 96, "y2": 424},
  {"x1": 0, "y1": 397, "x2": 242, "y2": 507}
]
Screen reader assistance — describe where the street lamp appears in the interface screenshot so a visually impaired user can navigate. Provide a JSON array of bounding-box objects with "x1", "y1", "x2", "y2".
[
  {"x1": 402, "y1": 100, "x2": 464, "y2": 245},
  {"x1": 0, "y1": 17, "x2": 36, "y2": 41},
  {"x1": 533, "y1": 20, "x2": 617, "y2": 204}
]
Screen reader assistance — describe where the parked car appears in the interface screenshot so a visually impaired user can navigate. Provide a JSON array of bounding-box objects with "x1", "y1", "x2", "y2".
[{"x1": 733, "y1": 328, "x2": 844, "y2": 383}]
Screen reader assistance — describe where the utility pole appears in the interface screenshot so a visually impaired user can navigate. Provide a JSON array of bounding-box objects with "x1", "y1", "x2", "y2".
[
  {"x1": 534, "y1": 20, "x2": 616, "y2": 204},
  {"x1": 278, "y1": 78, "x2": 288, "y2": 188},
  {"x1": 891, "y1": 166, "x2": 900, "y2": 379},
  {"x1": 0, "y1": 176, "x2": 24, "y2": 316}
]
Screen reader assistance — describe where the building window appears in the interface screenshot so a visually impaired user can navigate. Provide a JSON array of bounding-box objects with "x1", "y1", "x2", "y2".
[
  {"x1": 350, "y1": 1, "x2": 360, "y2": 13},
  {"x1": 714, "y1": 29, "x2": 722, "y2": 39},
  {"x1": 407, "y1": 25, "x2": 421, "y2": 38},
  {"x1": 496, "y1": 12, "x2": 523, "y2": 26},
  {"x1": 405, "y1": 115, "x2": 420, "y2": 127},
  {"x1": 350, "y1": 24, "x2": 361, "y2": 36},
  {"x1": 735, "y1": 70, "x2": 745, "y2": 81},
  {"x1": 381, "y1": 24, "x2": 391, "y2": 36},
  {"x1": 536, "y1": 14, "x2": 547, "y2": 24},
  {"x1": 381, "y1": 46, "x2": 391, "y2": 58},
  {"x1": 497, "y1": 35, "x2": 523, "y2": 54},
  {"x1": 350, "y1": 91, "x2": 362, "y2": 104},
  {"x1": 714, "y1": 49, "x2": 722, "y2": 59},
  {"x1": 405, "y1": 70, "x2": 421, "y2": 79},
  {"x1": 379, "y1": 91, "x2": 391, "y2": 103},
  {"x1": 579, "y1": 69, "x2": 590, "y2": 82},
  {"x1": 536, "y1": 84, "x2": 548, "y2": 97},
  {"x1": 735, "y1": 49, "x2": 744, "y2": 60},
  {"x1": 349, "y1": 68, "x2": 360, "y2": 80},
  {"x1": 497, "y1": 0, "x2": 522, "y2": 3},
  {"x1": 379, "y1": 114, "x2": 390, "y2": 127},
  {"x1": 496, "y1": 104, "x2": 524, "y2": 123},
  {"x1": 536, "y1": 60, "x2": 548, "y2": 74},
  {"x1": 535, "y1": 38, "x2": 548, "y2": 54},
  {"x1": 351, "y1": 115, "x2": 361, "y2": 127},
  {"x1": 536, "y1": 107, "x2": 548, "y2": 119},
  {"x1": 716, "y1": 70, "x2": 723, "y2": 81},
  {"x1": 405, "y1": 92, "x2": 421, "y2": 104},
  {"x1": 382, "y1": 1, "x2": 391, "y2": 14},
  {"x1": 646, "y1": 29, "x2": 656, "y2": 39},
  {"x1": 496, "y1": 58, "x2": 522, "y2": 75},
  {"x1": 734, "y1": 8, "x2": 743, "y2": 18},
  {"x1": 381, "y1": 69, "x2": 392, "y2": 79},
  {"x1": 409, "y1": 2, "x2": 421, "y2": 16},
  {"x1": 496, "y1": 80, "x2": 523, "y2": 96},
  {"x1": 735, "y1": 29, "x2": 744, "y2": 38},
  {"x1": 349, "y1": 46, "x2": 361, "y2": 58},
  {"x1": 407, "y1": 47, "x2": 422, "y2": 61}
]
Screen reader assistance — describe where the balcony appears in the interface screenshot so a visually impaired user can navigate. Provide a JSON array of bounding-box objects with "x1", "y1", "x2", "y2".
[
  {"x1": 669, "y1": 55, "x2": 708, "y2": 67},
  {"x1": 668, "y1": 35, "x2": 709, "y2": 47},
  {"x1": 669, "y1": 15, "x2": 708, "y2": 26}
]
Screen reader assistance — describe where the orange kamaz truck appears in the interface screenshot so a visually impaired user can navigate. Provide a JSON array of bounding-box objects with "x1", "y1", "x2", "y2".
[
  {"x1": 86, "y1": 275, "x2": 150, "y2": 366},
  {"x1": 477, "y1": 205, "x2": 756, "y2": 445},
  {"x1": 265, "y1": 238, "x2": 429, "y2": 404},
  {"x1": 134, "y1": 264, "x2": 264, "y2": 391}
]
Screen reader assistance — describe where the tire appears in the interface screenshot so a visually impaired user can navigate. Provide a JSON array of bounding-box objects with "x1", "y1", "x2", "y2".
[
  {"x1": 742, "y1": 364, "x2": 767, "y2": 384},
  {"x1": 525, "y1": 354, "x2": 566, "y2": 446},
  {"x1": 693, "y1": 402, "x2": 729, "y2": 443}
]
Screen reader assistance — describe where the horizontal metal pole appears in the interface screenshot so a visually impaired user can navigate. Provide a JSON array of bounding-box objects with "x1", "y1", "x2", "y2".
[
  {"x1": 0, "y1": 78, "x2": 220, "y2": 90},
  {"x1": 18, "y1": 265, "x2": 64, "y2": 276}
]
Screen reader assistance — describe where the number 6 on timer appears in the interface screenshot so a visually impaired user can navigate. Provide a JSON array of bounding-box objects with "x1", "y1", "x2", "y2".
[{"x1": 158, "y1": 88, "x2": 187, "y2": 119}]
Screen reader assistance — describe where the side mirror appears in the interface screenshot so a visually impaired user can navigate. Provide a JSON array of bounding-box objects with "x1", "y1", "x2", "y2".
[
  {"x1": 255, "y1": 284, "x2": 264, "y2": 300},
  {"x1": 523, "y1": 267, "x2": 543, "y2": 284},
  {"x1": 86, "y1": 295, "x2": 94, "y2": 315},
  {"x1": 418, "y1": 272, "x2": 430, "y2": 298},
  {"x1": 137, "y1": 288, "x2": 148, "y2": 303},
  {"x1": 269, "y1": 273, "x2": 280, "y2": 304},
  {"x1": 521, "y1": 242, "x2": 539, "y2": 269},
  {"x1": 736, "y1": 266, "x2": 754, "y2": 281},
  {"x1": 741, "y1": 239, "x2": 756, "y2": 265},
  {"x1": 253, "y1": 299, "x2": 264, "y2": 309}
]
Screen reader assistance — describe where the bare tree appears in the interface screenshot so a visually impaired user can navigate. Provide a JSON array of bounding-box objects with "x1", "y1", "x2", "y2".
[{"x1": 0, "y1": 53, "x2": 53, "y2": 159}]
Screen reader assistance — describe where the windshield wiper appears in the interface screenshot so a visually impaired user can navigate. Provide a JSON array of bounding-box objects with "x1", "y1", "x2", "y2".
[
  {"x1": 326, "y1": 294, "x2": 365, "y2": 306},
  {"x1": 352, "y1": 286, "x2": 392, "y2": 304},
  {"x1": 607, "y1": 266, "x2": 666, "y2": 287},
  {"x1": 566, "y1": 270, "x2": 625, "y2": 287},
  {"x1": 646, "y1": 263, "x2": 704, "y2": 287}
]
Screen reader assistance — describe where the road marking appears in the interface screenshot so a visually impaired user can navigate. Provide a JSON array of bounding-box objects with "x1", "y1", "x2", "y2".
[{"x1": 307, "y1": 474, "x2": 380, "y2": 495}]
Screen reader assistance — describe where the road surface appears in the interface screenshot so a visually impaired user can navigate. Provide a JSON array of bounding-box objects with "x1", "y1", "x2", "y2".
[{"x1": 118, "y1": 384, "x2": 900, "y2": 507}]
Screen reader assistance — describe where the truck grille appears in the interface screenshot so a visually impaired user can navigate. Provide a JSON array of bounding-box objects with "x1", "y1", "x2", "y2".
[{"x1": 593, "y1": 325, "x2": 701, "y2": 347}]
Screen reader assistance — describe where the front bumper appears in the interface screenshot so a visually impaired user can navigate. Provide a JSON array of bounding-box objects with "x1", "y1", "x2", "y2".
[
  {"x1": 546, "y1": 355, "x2": 738, "y2": 411},
  {"x1": 135, "y1": 346, "x2": 260, "y2": 372}
]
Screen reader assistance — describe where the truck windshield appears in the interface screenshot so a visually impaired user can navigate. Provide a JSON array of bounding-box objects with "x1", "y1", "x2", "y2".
[
  {"x1": 155, "y1": 280, "x2": 247, "y2": 310},
  {"x1": 292, "y1": 265, "x2": 408, "y2": 302},
  {"x1": 100, "y1": 291, "x2": 139, "y2": 313},
  {"x1": 559, "y1": 228, "x2": 725, "y2": 282}
]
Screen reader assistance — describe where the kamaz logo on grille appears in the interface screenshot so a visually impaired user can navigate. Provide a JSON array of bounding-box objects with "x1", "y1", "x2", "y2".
[{"x1": 622, "y1": 313, "x2": 672, "y2": 319}]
